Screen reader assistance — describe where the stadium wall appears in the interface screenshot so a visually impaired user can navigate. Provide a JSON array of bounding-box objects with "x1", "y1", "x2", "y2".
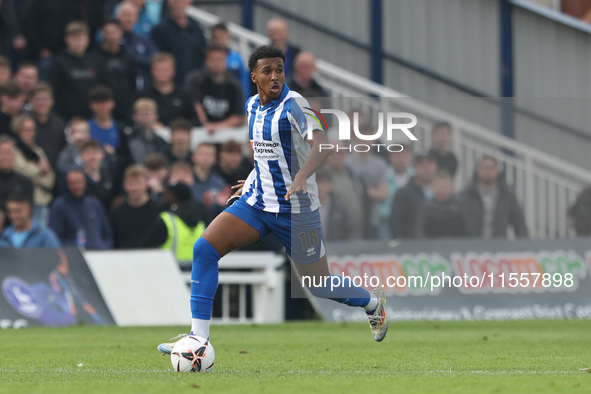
[{"x1": 193, "y1": 0, "x2": 591, "y2": 169}]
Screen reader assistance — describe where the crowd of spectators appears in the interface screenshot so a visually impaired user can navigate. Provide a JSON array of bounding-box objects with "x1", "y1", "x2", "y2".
[{"x1": 0, "y1": 2, "x2": 586, "y2": 254}]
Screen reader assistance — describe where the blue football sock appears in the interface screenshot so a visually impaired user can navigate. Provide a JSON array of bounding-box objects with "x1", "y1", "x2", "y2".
[
  {"x1": 305, "y1": 274, "x2": 371, "y2": 308},
  {"x1": 190, "y1": 238, "x2": 220, "y2": 320}
]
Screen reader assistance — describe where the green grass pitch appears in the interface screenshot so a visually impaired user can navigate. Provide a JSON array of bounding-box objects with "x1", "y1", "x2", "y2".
[{"x1": 0, "y1": 320, "x2": 590, "y2": 393}]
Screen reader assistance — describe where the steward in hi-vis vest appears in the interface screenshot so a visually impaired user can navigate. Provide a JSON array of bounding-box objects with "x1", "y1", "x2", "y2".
[{"x1": 140, "y1": 182, "x2": 209, "y2": 268}]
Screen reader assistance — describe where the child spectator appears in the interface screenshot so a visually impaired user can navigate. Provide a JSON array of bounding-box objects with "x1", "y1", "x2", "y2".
[
  {"x1": 49, "y1": 167, "x2": 113, "y2": 250},
  {"x1": 11, "y1": 114, "x2": 55, "y2": 227},
  {"x1": 213, "y1": 139, "x2": 253, "y2": 187},
  {"x1": 168, "y1": 160, "x2": 194, "y2": 187},
  {"x1": 49, "y1": 21, "x2": 98, "y2": 121},
  {"x1": 87, "y1": 85, "x2": 132, "y2": 173},
  {"x1": 209, "y1": 22, "x2": 251, "y2": 99},
  {"x1": 110, "y1": 164, "x2": 162, "y2": 249},
  {"x1": 91, "y1": 19, "x2": 137, "y2": 124},
  {"x1": 416, "y1": 171, "x2": 466, "y2": 238},
  {"x1": 163, "y1": 118, "x2": 193, "y2": 164},
  {"x1": 79, "y1": 140, "x2": 117, "y2": 210},
  {"x1": 29, "y1": 83, "x2": 67, "y2": 170},
  {"x1": 57, "y1": 118, "x2": 91, "y2": 171},
  {"x1": 138, "y1": 53, "x2": 198, "y2": 127},
  {"x1": 127, "y1": 98, "x2": 170, "y2": 164},
  {"x1": 144, "y1": 153, "x2": 169, "y2": 204},
  {"x1": 185, "y1": 45, "x2": 245, "y2": 134}
]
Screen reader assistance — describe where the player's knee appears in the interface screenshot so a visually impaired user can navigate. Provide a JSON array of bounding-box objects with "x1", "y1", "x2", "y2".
[{"x1": 193, "y1": 238, "x2": 220, "y2": 262}]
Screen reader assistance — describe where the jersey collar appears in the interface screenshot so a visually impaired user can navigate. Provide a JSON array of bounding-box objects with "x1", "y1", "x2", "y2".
[{"x1": 257, "y1": 83, "x2": 290, "y2": 110}]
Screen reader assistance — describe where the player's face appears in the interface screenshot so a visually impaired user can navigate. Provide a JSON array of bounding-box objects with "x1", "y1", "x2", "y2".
[
  {"x1": 252, "y1": 57, "x2": 284, "y2": 105},
  {"x1": 6, "y1": 201, "x2": 31, "y2": 230}
]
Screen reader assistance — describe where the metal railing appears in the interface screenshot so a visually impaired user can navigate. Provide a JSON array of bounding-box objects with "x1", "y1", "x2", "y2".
[{"x1": 187, "y1": 6, "x2": 591, "y2": 239}]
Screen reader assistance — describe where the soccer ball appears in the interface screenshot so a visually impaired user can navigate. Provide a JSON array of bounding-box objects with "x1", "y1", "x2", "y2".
[{"x1": 170, "y1": 335, "x2": 215, "y2": 373}]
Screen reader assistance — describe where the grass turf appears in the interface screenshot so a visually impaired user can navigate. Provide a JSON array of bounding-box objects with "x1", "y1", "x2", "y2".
[{"x1": 0, "y1": 320, "x2": 590, "y2": 394}]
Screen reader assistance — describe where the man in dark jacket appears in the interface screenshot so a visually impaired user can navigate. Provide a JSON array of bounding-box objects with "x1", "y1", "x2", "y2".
[
  {"x1": 151, "y1": 0, "x2": 206, "y2": 85},
  {"x1": 116, "y1": 1, "x2": 159, "y2": 91},
  {"x1": 49, "y1": 167, "x2": 113, "y2": 249},
  {"x1": 458, "y1": 155, "x2": 528, "y2": 238},
  {"x1": 48, "y1": 21, "x2": 99, "y2": 121},
  {"x1": 317, "y1": 170, "x2": 358, "y2": 242},
  {"x1": 390, "y1": 152, "x2": 438, "y2": 239},
  {"x1": 415, "y1": 171, "x2": 465, "y2": 238},
  {"x1": 91, "y1": 19, "x2": 137, "y2": 125},
  {"x1": 29, "y1": 83, "x2": 67, "y2": 170}
]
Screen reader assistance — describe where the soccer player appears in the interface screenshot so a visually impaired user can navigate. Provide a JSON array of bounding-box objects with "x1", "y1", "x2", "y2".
[{"x1": 157, "y1": 46, "x2": 389, "y2": 355}]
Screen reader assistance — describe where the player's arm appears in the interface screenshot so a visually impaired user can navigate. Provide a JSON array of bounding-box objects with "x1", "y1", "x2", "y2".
[{"x1": 285, "y1": 129, "x2": 330, "y2": 200}]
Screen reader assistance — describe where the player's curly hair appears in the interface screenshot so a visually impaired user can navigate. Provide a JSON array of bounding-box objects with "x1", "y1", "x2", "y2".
[{"x1": 248, "y1": 45, "x2": 285, "y2": 71}]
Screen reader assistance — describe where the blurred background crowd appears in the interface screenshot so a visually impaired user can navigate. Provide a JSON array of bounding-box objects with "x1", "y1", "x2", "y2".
[{"x1": 0, "y1": 0, "x2": 589, "y2": 254}]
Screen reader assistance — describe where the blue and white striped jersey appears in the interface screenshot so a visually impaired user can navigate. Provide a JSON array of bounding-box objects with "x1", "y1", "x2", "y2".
[{"x1": 242, "y1": 84, "x2": 322, "y2": 213}]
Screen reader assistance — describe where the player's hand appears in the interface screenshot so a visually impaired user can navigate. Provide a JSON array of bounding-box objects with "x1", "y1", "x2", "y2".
[
  {"x1": 285, "y1": 173, "x2": 307, "y2": 200},
  {"x1": 231, "y1": 180, "x2": 245, "y2": 190},
  {"x1": 226, "y1": 180, "x2": 245, "y2": 205}
]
